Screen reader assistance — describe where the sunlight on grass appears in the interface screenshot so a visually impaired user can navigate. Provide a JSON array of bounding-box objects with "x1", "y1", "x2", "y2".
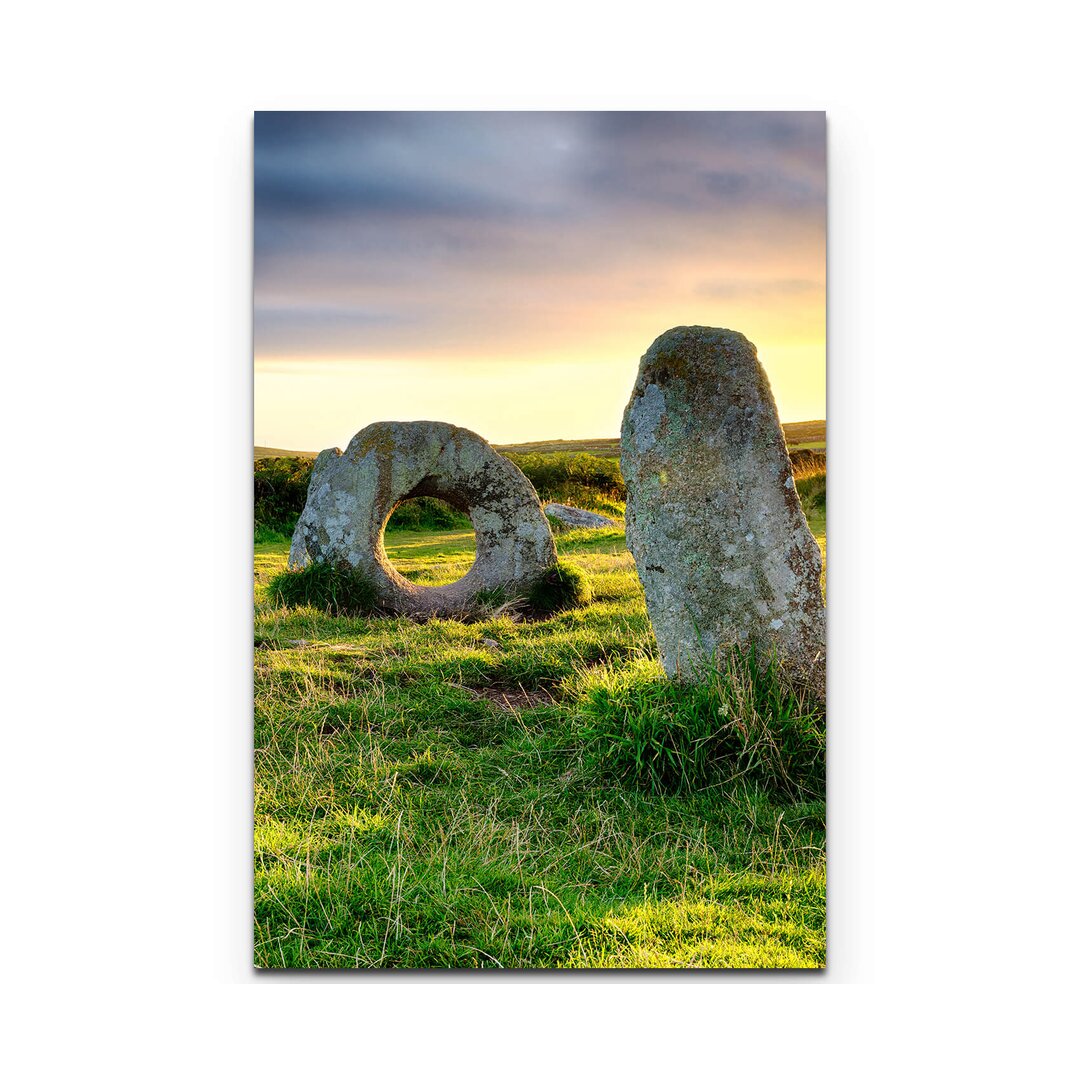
[
  {"x1": 382, "y1": 527, "x2": 477, "y2": 585},
  {"x1": 254, "y1": 494, "x2": 826, "y2": 968},
  {"x1": 564, "y1": 872, "x2": 825, "y2": 968}
]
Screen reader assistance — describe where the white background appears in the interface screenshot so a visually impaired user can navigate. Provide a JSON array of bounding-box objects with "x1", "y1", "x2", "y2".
[{"x1": 3, "y1": 1, "x2": 1077, "y2": 1074}]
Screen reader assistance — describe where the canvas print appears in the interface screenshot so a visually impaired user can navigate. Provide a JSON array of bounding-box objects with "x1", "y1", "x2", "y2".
[{"x1": 254, "y1": 111, "x2": 826, "y2": 969}]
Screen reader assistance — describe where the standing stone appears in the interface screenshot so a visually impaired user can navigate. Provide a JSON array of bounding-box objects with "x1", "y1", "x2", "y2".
[
  {"x1": 288, "y1": 420, "x2": 558, "y2": 618},
  {"x1": 621, "y1": 326, "x2": 825, "y2": 699}
]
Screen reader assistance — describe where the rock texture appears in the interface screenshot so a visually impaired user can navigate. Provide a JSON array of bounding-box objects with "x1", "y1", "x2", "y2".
[
  {"x1": 289, "y1": 421, "x2": 558, "y2": 617},
  {"x1": 621, "y1": 326, "x2": 825, "y2": 698},
  {"x1": 544, "y1": 503, "x2": 617, "y2": 529}
]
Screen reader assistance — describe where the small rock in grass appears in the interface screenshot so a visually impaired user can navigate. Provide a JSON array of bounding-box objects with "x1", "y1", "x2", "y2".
[{"x1": 544, "y1": 503, "x2": 617, "y2": 529}]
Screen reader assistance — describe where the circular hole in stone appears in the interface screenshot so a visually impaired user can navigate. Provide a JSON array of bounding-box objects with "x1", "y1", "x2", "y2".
[{"x1": 382, "y1": 497, "x2": 477, "y2": 586}]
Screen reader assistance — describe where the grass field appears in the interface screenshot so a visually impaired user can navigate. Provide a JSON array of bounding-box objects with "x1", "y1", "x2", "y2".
[
  {"x1": 254, "y1": 476, "x2": 827, "y2": 969},
  {"x1": 255, "y1": 445, "x2": 319, "y2": 460},
  {"x1": 256, "y1": 420, "x2": 825, "y2": 462}
]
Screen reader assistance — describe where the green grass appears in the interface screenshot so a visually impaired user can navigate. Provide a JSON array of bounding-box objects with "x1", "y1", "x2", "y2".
[
  {"x1": 385, "y1": 497, "x2": 471, "y2": 532},
  {"x1": 575, "y1": 647, "x2": 824, "y2": 798},
  {"x1": 779, "y1": 419, "x2": 826, "y2": 445},
  {"x1": 496, "y1": 437, "x2": 623, "y2": 458},
  {"x1": 527, "y1": 560, "x2": 593, "y2": 615},
  {"x1": 381, "y1": 527, "x2": 478, "y2": 583},
  {"x1": 267, "y1": 562, "x2": 378, "y2": 617},
  {"x1": 254, "y1": 494, "x2": 827, "y2": 969},
  {"x1": 255, "y1": 445, "x2": 318, "y2": 460},
  {"x1": 258, "y1": 422, "x2": 825, "y2": 463}
]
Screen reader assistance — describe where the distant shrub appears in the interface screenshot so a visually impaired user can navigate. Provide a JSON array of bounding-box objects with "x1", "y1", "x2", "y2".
[
  {"x1": 505, "y1": 452, "x2": 625, "y2": 517},
  {"x1": 578, "y1": 646, "x2": 824, "y2": 798},
  {"x1": 790, "y1": 451, "x2": 826, "y2": 516},
  {"x1": 795, "y1": 471, "x2": 826, "y2": 514},
  {"x1": 788, "y1": 448, "x2": 825, "y2": 475},
  {"x1": 267, "y1": 562, "x2": 377, "y2": 617},
  {"x1": 255, "y1": 457, "x2": 314, "y2": 535},
  {"x1": 386, "y1": 497, "x2": 471, "y2": 532},
  {"x1": 254, "y1": 448, "x2": 821, "y2": 536},
  {"x1": 253, "y1": 451, "x2": 626, "y2": 538},
  {"x1": 527, "y1": 561, "x2": 593, "y2": 615},
  {"x1": 255, "y1": 524, "x2": 292, "y2": 546}
]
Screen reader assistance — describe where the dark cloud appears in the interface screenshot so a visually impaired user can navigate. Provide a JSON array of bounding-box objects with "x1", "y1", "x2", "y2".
[
  {"x1": 256, "y1": 169, "x2": 520, "y2": 220},
  {"x1": 254, "y1": 111, "x2": 825, "y2": 360},
  {"x1": 254, "y1": 111, "x2": 414, "y2": 150}
]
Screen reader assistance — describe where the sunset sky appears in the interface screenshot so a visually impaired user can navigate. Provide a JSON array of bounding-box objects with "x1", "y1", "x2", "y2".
[{"x1": 255, "y1": 111, "x2": 825, "y2": 450}]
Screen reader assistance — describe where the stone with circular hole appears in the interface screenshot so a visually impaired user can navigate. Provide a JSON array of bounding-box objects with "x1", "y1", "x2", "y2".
[{"x1": 288, "y1": 420, "x2": 558, "y2": 617}]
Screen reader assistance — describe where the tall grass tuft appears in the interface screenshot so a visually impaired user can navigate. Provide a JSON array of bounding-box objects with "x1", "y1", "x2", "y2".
[
  {"x1": 255, "y1": 523, "x2": 293, "y2": 546},
  {"x1": 267, "y1": 562, "x2": 378, "y2": 617},
  {"x1": 578, "y1": 646, "x2": 824, "y2": 797},
  {"x1": 527, "y1": 561, "x2": 593, "y2": 615},
  {"x1": 790, "y1": 450, "x2": 825, "y2": 521}
]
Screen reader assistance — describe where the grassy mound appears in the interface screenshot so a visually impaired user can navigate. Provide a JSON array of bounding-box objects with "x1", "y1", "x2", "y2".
[
  {"x1": 576, "y1": 647, "x2": 824, "y2": 798},
  {"x1": 267, "y1": 562, "x2": 378, "y2": 617},
  {"x1": 527, "y1": 560, "x2": 593, "y2": 615}
]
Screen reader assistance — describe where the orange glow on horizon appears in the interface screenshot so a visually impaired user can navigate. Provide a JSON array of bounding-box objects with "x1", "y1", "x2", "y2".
[{"x1": 255, "y1": 335, "x2": 825, "y2": 452}]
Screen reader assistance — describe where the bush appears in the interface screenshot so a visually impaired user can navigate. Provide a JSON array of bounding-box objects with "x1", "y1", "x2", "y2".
[
  {"x1": 578, "y1": 646, "x2": 824, "y2": 797},
  {"x1": 505, "y1": 452, "x2": 625, "y2": 517},
  {"x1": 385, "y1": 497, "x2": 471, "y2": 532},
  {"x1": 795, "y1": 471, "x2": 825, "y2": 514},
  {"x1": 267, "y1": 562, "x2": 377, "y2": 617},
  {"x1": 255, "y1": 524, "x2": 292, "y2": 546},
  {"x1": 255, "y1": 456, "x2": 314, "y2": 534},
  {"x1": 254, "y1": 451, "x2": 626, "y2": 540},
  {"x1": 790, "y1": 450, "x2": 826, "y2": 516},
  {"x1": 788, "y1": 448, "x2": 825, "y2": 477},
  {"x1": 527, "y1": 561, "x2": 593, "y2": 615},
  {"x1": 255, "y1": 449, "x2": 820, "y2": 536}
]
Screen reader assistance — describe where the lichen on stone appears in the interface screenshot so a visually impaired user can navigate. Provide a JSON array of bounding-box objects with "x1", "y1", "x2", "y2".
[
  {"x1": 287, "y1": 420, "x2": 559, "y2": 619},
  {"x1": 621, "y1": 326, "x2": 825, "y2": 701}
]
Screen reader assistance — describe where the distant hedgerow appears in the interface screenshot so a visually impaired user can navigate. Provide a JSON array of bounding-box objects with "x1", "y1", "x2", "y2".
[
  {"x1": 790, "y1": 450, "x2": 826, "y2": 515},
  {"x1": 254, "y1": 524, "x2": 293, "y2": 546},
  {"x1": 254, "y1": 451, "x2": 628, "y2": 539},
  {"x1": 267, "y1": 562, "x2": 377, "y2": 617},
  {"x1": 255, "y1": 456, "x2": 314, "y2": 535},
  {"x1": 796, "y1": 471, "x2": 825, "y2": 514},
  {"x1": 385, "y1": 497, "x2": 471, "y2": 532},
  {"x1": 504, "y1": 452, "x2": 625, "y2": 517}
]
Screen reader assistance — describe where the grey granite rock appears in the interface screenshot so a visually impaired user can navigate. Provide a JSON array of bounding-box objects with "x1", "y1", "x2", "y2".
[
  {"x1": 621, "y1": 326, "x2": 825, "y2": 699},
  {"x1": 544, "y1": 503, "x2": 617, "y2": 529},
  {"x1": 289, "y1": 421, "x2": 558, "y2": 617}
]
